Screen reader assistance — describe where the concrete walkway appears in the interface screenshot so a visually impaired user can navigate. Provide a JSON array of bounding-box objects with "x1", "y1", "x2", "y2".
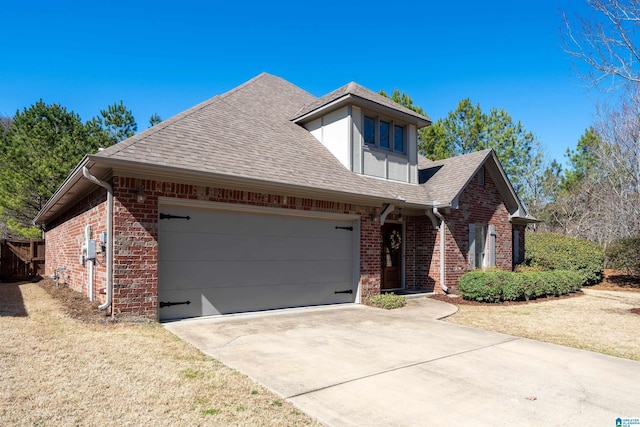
[{"x1": 164, "y1": 298, "x2": 640, "y2": 426}]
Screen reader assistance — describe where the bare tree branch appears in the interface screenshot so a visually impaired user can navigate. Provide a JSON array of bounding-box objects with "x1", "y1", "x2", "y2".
[{"x1": 563, "y1": 0, "x2": 640, "y2": 89}]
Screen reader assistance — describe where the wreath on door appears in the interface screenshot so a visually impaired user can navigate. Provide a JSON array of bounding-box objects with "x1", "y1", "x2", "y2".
[{"x1": 388, "y1": 230, "x2": 401, "y2": 251}]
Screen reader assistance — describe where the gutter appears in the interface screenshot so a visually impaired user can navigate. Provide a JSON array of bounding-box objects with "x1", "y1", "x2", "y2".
[
  {"x1": 82, "y1": 167, "x2": 113, "y2": 312},
  {"x1": 432, "y1": 207, "x2": 448, "y2": 293}
]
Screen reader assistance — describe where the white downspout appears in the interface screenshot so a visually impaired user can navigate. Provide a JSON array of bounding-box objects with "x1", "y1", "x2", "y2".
[
  {"x1": 85, "y1": 225, "x2": 94, "y2": 302},
  {"x1": 433, "y1": 208, "x2": 448, "y2": 293},
  {"x1": 82, "y1": 167, "x2": 113, "y2": 312}
]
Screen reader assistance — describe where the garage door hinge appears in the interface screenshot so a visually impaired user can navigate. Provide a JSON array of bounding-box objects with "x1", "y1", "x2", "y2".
[
  {"x1": 159, "y1": 300, "x2": 191, "y2": 308},
  {"x1": 335, "y1": 226, "x2": 353, "y2": 231},
  {"x1": 160, "y1": 213, "x2": 191, "y2": 220},
  {"x1": 334, "y1": 289, "x2": 353, "y2": 294}
]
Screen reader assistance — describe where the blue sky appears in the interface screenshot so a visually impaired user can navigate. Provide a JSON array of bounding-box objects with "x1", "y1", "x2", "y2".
[{"x1": 0, "y1": 0, "x2": 609, "y2": 167}]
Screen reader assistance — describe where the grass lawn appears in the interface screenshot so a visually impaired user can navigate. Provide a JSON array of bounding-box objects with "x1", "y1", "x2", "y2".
[
  {"x1": 0, "y1": 281, "x2": 319, "y2": 426},
  {"x1": 442, "y1": 288, "x2": 640, "y2": 361}
]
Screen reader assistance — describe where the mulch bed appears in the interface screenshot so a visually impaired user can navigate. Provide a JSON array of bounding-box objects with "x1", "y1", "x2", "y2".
[
  {"x1": 429, "y1": 291, "x2": 585, "y2": 306},
  {"x1": 38, "y1": 278, "x2": 116, "y2": 324},
  {"x1": 591, "y1": 269, "x2": 640, "y2": 292}
]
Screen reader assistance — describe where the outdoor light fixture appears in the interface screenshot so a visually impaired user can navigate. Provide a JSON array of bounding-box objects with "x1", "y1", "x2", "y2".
[{"x1": 135, "y1": 189, "x2": 147, "y2": 203}]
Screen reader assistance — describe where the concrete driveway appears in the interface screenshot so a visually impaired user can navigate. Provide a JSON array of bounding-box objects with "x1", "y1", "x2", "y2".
[{"x1": 164, "y1": 297, "x2": 640, "y2": 426}]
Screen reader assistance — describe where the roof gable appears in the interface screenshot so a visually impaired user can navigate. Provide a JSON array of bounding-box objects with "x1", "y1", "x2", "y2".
[
  {"x1": 418, "y1": 149, "x2": 535, "y2": 221},
  {"x1": 292, "y1": 81, "x2": 431, "y2": 127}
]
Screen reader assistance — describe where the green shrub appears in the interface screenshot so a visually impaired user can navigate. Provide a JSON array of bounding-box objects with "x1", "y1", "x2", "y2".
[
  {"x1": 606, "y1": 237, "x2": 640, "y2": 275},
  {"x1": 459, "y1": 269, "x2": 583, "y2": 303},
  {"x1": 501, "y1": 273, "x2": 524, "y2": 301},
  {"x1": 365, "y1": 293, "x2": 406, "y2": 309},
  {"x1": 525, "y1": 233, "x2": 604, "y2": 286},
  {"x1": 458, "y1": 271, "x2": 503, "y2": 302}
]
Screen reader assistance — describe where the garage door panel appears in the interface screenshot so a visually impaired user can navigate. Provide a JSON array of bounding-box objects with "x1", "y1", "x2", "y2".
[
  {"x1": 160, "y1": 259, "x2": 353, "y2": 289},
  {"x1": 159, "y1": 204, "x2": 358, "y2": 320},
  {"x1": 160, "y1": 207, "x2": 353, "y2": 238},
  {"x1": 159, "y1": 279, "x2": 355, "y2": 318},
  {"x1": 160, "y1": 232, "x2": 352, "y2": 262}
]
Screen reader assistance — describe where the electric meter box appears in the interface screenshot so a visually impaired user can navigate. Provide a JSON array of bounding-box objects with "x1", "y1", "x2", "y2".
[{"x1": 87, "y1": 240, "x2": 97, "y2": 260}]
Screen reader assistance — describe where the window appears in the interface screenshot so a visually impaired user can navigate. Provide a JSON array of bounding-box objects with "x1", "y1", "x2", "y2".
[
  {"x1": 362, "y1": 114, "x2": 406, "y2": 154},
  {"x1": 513, "y1": 229, "x2": 521, "y2": 264},
  {"x1": 394, "y1": 125, "x2": 404, "y2": 152},
  {"x1": 469, "y1": 223, "x2": 496, "y2": 269},
  {"x1": 474, "y1": 224, "x2": 487, "y2": 268},
  {"x1": 364, "y1": 116, "x2": 375, "y2": 145},
  {"x1": 478, "y1": 166, "x2": 485, "y2": 186},
  {"x1": 380, "y1": 121, "x2": 390, "y2": 149}
]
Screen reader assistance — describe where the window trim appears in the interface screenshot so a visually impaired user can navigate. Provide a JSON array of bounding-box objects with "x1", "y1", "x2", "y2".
[{"x1": 469, "y1": 223, "x2": 496, "y2": 269}]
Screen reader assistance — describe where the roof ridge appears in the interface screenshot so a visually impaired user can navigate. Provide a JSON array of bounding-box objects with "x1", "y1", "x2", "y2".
[{"x1": 217, "y1": 72, "x2": 271, "y2": 100}]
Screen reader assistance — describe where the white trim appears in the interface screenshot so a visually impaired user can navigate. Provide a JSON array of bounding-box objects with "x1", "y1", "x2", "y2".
[{"x1": 380, "y1": 204, "x2": 395, "y2": 225}]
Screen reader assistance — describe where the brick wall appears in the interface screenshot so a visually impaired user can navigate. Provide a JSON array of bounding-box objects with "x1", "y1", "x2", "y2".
[
  {"x1": 45, "y1": 177, "x2": 382, "y2": 319},
  {"x1": 405, "y1": 215, "x2": 437, "y2": 292},
  {"x1": 45, "y1": 188, "x2": 108, "y2": 303},
  {"x1": 44, "y1": 168, "x2": 522, "y2": 316},
  {"x1": 403, "y1": 167, "x2": 515, "y2": 294},
  {"x1": 439, "y1": 168, "x2": 513, "y2": 292}
]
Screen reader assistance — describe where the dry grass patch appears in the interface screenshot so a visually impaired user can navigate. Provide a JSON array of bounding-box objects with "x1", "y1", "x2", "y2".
[
  {"x1": 0, "y1": 281, "x2": 319, "y2": 426},
  {"x1": 443, "y1": 289, "x2": 640, "y2": 361}
]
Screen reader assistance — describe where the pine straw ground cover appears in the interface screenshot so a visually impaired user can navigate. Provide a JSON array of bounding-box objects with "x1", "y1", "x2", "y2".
[
  {"x1": 0, "y1": 280, "x2": 319, "y2": 427},
  {"x1": 434, "y1": 270, "x2": 640, "y2": 361}
]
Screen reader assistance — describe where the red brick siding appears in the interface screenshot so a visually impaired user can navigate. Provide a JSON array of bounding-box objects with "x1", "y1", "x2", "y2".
[
  {"x1": 404, "y1": 215, "x2": 437, "y2": 292},
  {"x1": 44, "y1": 188, "x2": 108, "y2": 303},
  {"x1": 359, "y1": 210, "x2": 382, "y2": 298},
  {"x1": 72, "y1": 177, "x2": 382, "y2": 318},
  {"x1": 404, "y1": 168, "x2": 516, "y2": 294},
  {"x1": 112, "y1": 178, "x2": 159, "y2": 318},
  {"x1": 439, "y1": 169, "x2": 513, "y2": 292},
  {"x1": 44, "y1": 169, "x2": 523, "y2": 315}
]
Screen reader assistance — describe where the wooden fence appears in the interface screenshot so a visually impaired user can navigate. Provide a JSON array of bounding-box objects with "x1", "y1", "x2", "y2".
[{"x1": 0, "y1": 239, "x2": 45, "y2": 281}]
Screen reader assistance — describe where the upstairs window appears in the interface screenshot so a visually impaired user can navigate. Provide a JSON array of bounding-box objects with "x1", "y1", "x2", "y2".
[
  {"x1": 364, "y1": 116, "x2": 375, "y2": 145},
  {"x1": 363, "y1": 114, "x2": 406, "y2": 154},
  {"x1": 380, "y1": 121, "x2": 390, "y2": 149},
  {"x1": 394, "y1": 125, "x2": 404, "y2": 152}
]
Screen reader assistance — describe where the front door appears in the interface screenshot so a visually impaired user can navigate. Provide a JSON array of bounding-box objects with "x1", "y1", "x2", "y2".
[{"x1": 381, "y1": 223, "x2": 402, "y2": 290}]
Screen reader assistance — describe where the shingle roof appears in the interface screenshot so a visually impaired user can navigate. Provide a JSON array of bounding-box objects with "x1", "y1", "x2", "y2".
[
  {"x1": 292, "y1": 81, "x2": 431, "y2": 126},
  {"x1": 90, "y1": 74, "x2": 522, "y2": 209},
  {"x1": 420, "y1": 149, "x2": 492, "y2": 204},
  {"x1": 36, "y1": 72, "x2": 532, "y2": 223},
  {"x1": 93, "y1": 73, "x2": 410, "y2": 201}
]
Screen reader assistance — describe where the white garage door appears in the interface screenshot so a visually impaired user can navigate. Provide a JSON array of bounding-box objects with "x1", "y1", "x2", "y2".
[{"x1": 158, "y1": 202, "x2": 358, "y2": 320}]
